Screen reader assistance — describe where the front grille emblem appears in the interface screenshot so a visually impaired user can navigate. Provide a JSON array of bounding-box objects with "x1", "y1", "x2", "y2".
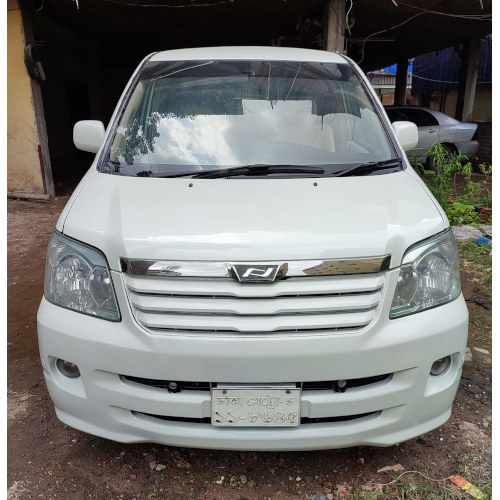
[{"x1": 230, "y1": 263, "x2": 288, "y2": 283}]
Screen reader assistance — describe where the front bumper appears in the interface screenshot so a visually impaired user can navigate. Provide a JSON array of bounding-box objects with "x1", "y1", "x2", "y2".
[{"x1": 37, "y1": 268, "x2": 468, "y2": 451}]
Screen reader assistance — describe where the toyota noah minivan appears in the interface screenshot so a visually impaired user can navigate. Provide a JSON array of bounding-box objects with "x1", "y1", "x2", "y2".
[{"x1": 37, "y1": 47, "x2": 468, "y2": 450}]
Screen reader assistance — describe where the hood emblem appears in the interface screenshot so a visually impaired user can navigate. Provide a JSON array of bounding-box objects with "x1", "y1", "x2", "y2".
[{"x1": 230, "y1": 263, "x2": 288, "y2": 283}]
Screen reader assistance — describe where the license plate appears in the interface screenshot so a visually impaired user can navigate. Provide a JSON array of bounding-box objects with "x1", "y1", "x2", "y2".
[{"x1": 211, "y1": 387, "x2": 301, "y2": 427}]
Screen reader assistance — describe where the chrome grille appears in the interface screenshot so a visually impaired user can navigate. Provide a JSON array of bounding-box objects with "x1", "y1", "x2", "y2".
[{"x1": 124, "y1": 272, "x2": 385, "y2": 334}]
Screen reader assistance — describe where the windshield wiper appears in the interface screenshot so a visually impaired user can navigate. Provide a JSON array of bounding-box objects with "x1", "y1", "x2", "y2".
[
  {"x1": 154, "y1": 170, "x2": 207, "y2": 178},
  {"x1": 129, "y1": 160, "x2": 400, "y2": 179},
  {"x1": 333, "y1": 158, "x2": 403, "y2": 177},
  {"x1": 156, "y1": 165, "x2": 325, "y2": 179}
]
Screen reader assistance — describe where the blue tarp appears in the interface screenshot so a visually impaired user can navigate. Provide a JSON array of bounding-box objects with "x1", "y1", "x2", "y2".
[
  {"x1": 411, "y1": 37, "x2": 492, "y2": 96},
  {"x1": 373, "y1": 61, "x2": 413, "y2": 74}
]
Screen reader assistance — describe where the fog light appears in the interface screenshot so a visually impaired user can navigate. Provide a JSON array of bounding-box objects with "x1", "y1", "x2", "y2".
[
  {"x1": 56, "y1": 359, "x2": 80, "y2": 378},
  {"x1": 430, "y1": 356, "x2": 451, "y2": 376}
]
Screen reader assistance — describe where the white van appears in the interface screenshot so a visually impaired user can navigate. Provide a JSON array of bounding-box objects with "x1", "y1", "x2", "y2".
[{"x1": 37, "y1": 47, "x2": 468, "y2": 451}]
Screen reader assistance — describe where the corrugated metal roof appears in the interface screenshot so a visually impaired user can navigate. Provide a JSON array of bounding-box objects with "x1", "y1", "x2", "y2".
[
  {"x1": 411, "y1": 37, "x2": 491, "y2": 96},
  {"x1": 367, "y1": 59, "x2": 413, "y2": 88},
  {"x1": 366, "y1": 72, "x2": 412, "y2": 88}
]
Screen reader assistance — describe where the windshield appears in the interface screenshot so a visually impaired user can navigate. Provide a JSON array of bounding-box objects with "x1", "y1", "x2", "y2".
[{"x1": 104, "y1": 59, "x2": 396, "y2": 177}]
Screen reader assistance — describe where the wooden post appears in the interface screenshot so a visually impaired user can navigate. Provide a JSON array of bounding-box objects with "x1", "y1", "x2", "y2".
[
  {"x1": 455, "y1": 35, "x2": 481, "y2": 122},
  {"x1": 323, "y1": 0, "x2": 346, "y2": 54},
  {"x1": 394, "y1": 57, "x2": 408, "y2": 106},
  {"x1": 19, "y1": 0, "x2": 55, "y2": 197}
]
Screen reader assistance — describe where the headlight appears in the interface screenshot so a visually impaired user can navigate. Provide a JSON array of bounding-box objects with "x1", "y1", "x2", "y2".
[
  {"x1": 44, "y1": 232, "x2": 120, "y2": 321},
  {"x1": 390, "y1": 229, "x2": 461, "y2": 319}
]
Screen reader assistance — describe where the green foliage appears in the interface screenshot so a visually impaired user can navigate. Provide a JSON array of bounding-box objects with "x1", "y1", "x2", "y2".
[
  {"x1": 423, "y1": 143, "x2": 473, "y2": 207},
  {"x1": 428, "y1": 143, "x2": 472, "y2": 176},
  {"x1": 444, "y1": 202, "x2": 481, "y2": 226},
  {"x1": 416, "y1": 162, "x2": 436, "y2": 177},
  {"x1": 416, "y1": 145, "x2": 492, "y2": 224},
  {"x1": 458, "y1": 163, "x2": 492, "y2": 208},
  {"x1": 457, "y1": 239, "x2": 492, "y2": 263}
]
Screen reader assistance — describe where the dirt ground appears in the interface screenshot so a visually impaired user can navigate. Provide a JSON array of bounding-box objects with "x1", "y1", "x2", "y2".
[{"x1": 7, "y1": 197, "x2": 492, "y2": 499}]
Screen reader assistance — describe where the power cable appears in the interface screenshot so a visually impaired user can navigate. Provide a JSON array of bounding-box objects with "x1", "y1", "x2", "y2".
[
  {"x1": 357, "y1": 11, "x2": 425, "y2": 64},
  {"x1": 345, "y1": 0, "x2": 354, "y2": 36},
  {"x1": 394, "y1": 1, "x2": 491, "y2": 20},
  {"x1": 411, "y1": 75, "x2": 459, "y2": 84}
]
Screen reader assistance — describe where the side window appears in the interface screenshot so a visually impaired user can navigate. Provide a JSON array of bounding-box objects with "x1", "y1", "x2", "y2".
[
  {"x1": 404, "y1": 109, "x2": 438, "y2": 127},
  {"x1": 385, "y1": 109, "x2": 409, "y2": 122}
]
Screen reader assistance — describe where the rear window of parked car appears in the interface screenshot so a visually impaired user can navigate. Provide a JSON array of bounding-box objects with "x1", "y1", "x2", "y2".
[{"x1": 386, "y1": 108, "x2": 438, "y2": 127}]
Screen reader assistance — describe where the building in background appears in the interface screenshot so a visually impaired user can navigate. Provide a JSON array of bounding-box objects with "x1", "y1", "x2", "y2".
[
  {"x1": 7, "y1": 0, "x2": 53, "y2": 199},
  {"x1": 411, "y1": 37, "x2": 492, "y2": 164},
  {"x1": 7, "y1": 0, "x2": 492, "y2": 197},
  {"x1": 367, "y1": 61, "x2": 419, "y2": 106}
]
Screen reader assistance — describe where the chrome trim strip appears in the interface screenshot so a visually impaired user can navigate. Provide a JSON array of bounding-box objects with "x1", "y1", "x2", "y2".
[{"x1": 121, "y1": 255, "x2": 391, "y2": 278}]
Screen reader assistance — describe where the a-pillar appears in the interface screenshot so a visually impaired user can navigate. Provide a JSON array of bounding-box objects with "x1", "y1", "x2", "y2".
[
  {"x1": 455, "y1": 35, "x2": 481, "y2": 122},
  {"x1": 394, "y1": 57, "x2": 408, "y2": 106},
  {"x1": 323, "y1": 0, "x2": 346, "y2": 54}
]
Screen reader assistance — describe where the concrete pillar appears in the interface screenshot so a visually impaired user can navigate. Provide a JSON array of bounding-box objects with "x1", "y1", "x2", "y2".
[
  {"x1": 394, "y1": 57, "x2": 408, "y2": 106},
  {"x1": 323, "y1": 0, "x2": 345, "y2": 54},
  {"x1": 455, "y1": 35, "x2": 481, "y2": 122}
]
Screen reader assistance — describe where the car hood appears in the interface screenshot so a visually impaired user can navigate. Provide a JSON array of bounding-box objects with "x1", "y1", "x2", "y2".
[{"x1": 61, "y1": 170, "x2": 446, "y2": 271}]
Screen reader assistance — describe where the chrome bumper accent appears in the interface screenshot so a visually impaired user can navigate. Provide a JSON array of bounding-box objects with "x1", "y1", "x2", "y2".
[{"x1": 121, "y1": 255, "x2": 391, "y2": 278}]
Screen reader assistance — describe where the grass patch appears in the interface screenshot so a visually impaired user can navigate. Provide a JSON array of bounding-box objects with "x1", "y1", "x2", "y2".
[
  {"x1": 468, "y1": 310, "x2": 489, "y2": 328},
  {"x1": 370, "y1": 468, "x2": 492, "y2": 499},
  {"x1": 457, "y1": 240, "x2": 492, "y2": 299},
  {"x1": 472, "y1": 330, "x2": 491, "y2": 344},
  {"x1": 468, "y1": 310, "x2": 491, "y2": 347},
  {"x1": 351, "y1": 446, "x2": 492, "y2": 499},
  {"x1": 457, "y1": 452, "x2": 492, "y2": 498}
]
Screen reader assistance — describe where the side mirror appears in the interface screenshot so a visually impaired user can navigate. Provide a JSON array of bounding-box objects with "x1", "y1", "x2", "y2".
[
  {"x1": 391, "y1": 121, "x2": 418, "y2": 152},
  {"x1": 73, "y1": 120, "x2": 105, "y2": 153}
]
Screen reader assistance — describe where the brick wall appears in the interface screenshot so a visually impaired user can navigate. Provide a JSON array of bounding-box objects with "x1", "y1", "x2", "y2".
[{"x1": 475, "y1": 122, "x2": 492, "y2": 166}]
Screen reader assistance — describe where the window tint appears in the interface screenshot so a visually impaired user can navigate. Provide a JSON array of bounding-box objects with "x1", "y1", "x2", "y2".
[
  {"x1": 385, "y1": 109, "x2": 410, "y2": 122},
  {"x1": 402, "y1": 109, "x2": 439, "y2": 127}
]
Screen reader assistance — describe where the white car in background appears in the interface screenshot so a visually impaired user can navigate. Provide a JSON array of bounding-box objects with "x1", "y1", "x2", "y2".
[{"x1": 385, "y1": 105, "x2": 480, "y2": 167}]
